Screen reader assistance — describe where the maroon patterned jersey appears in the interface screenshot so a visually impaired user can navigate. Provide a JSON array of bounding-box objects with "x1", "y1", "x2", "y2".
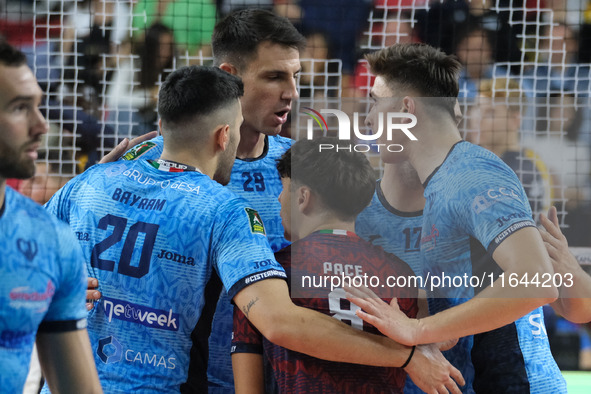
[{"x1": 232, "y1": 230, "x2": 418, "y2": 393}]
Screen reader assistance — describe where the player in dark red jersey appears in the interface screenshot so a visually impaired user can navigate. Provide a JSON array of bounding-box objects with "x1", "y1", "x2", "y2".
[{"x1": 231, "y1": 137, "x2": 464, "y2": 394}]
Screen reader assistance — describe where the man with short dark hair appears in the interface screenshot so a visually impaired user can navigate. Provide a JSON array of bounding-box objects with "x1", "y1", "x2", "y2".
[
  {"x1": 0, "y1": 42, "x2": 102, "y2": 394},
  {"x1": 114, "y1": 9, "x2": 304, "y2": 391},
  {"x1": 46, "y1": 66, "x2": 257, "y2": 393},
  {"x1": 348, "y1": 43, "x2": 566, "y2": 393}
]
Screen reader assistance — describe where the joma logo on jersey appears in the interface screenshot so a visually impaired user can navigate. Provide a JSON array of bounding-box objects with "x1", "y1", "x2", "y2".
[
  {"x1": 102, "y1": 297, "x2": 179, "y2": 331},
  {"x1": 157, "y1": 249, "x2": 195, "y2": 266},
  {"x1": 496, "y1": 212, "x2": 528, "y2": 228}
]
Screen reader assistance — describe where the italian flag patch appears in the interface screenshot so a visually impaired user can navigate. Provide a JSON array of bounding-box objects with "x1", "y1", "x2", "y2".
[{"x1": 244, "y1": 208, "x2": 266, "y2": 235}]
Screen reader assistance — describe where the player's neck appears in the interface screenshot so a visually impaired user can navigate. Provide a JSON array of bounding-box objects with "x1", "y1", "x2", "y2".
[
  {"x1": 237, "y1": 127, "x2": 266, "y2": 159},
  {"x1": 381, "y1": 164, "x2": 425, "y2": 212},
  {"x1": 408, "y1": 123, "x2": 462, "y2": 184},
  {"x1": 158, "y1": 150, "x2": 211, "y2": 177},
  {"x1": 298, "y1": 216, "x2": 356, "y2": 240}
]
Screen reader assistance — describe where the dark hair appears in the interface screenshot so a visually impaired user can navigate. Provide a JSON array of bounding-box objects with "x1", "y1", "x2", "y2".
[
  {"x1": 276, "y1": 137, "x2": 376, "y2": 221},
  {"x1": 365, "y1": 43, "x2": 461, "y2": 118},
  {"x1": 0, "y1": 41, "x2": 27, "y2": 67},
  {"x1": 212, "y1": 9, "x2": 305, "y2": 70},
  {"x1": 138, "y1": 22, "x2": 175, "y2": 88},
  {"x1": 158, "y1": 66, "x2": 244, "y2": 124}
]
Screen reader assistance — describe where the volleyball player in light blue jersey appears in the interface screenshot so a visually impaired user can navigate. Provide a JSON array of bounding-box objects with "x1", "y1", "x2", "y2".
[
  {"x1": 117, "y1": 12, "x2": 302, "y2": 390},
  {"x1": 356, "y1": 163, "x2": 435, "y2": 394},
  {"x1": 348, "y1": 43, "x2": 565, "y2": 393},
  {"x1": 0, "y1": 42, "x2": 101, "y2": 394}
]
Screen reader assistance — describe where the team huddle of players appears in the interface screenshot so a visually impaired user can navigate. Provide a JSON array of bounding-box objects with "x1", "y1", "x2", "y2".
[{"x1": 2, "y1": 7, "x2": 591, "y2": 394}]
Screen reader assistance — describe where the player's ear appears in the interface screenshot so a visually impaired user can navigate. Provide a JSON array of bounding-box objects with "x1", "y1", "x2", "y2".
[
  {"x1": 219, "y1": 63, "x2": 238, "y2": 76},
  {"x1": 214, "y1": 124, "x2": 231, "y2": 151},
  {"x1": 402, "y1": 96, "x2": 416, "y2": 118},
  {"x1": 297, "y1": 185, "x2": 312, "y2": 214}
]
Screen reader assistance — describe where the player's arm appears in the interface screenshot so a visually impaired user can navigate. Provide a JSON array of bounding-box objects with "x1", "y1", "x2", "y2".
[
  {"x1": 233, "y1": 278, "x2": 464, "y2": 393},
  {"x1": 234, "y1": 279, "x2": 409, "y2": 365},
  {"x1": 541, "y1": 206, "x2": 591, "y2": 323},
  {"x1": 232, "y1": 306, "x2": 264, "y2": 394},
  {"x1": 99, "y1": 130, "x2": 158, "y2": 164},
  {"x1": 36, "y1": 329, "x2": 102, "y2": 393},
  {"x1": 38, "y1": 222, "x2": 102, "y2": 392},
  {"x1": 347, "y1": 226, "x2": 558, "y2": 346},
  {"x1": 232, "y1": 354, "x2": 264, "y2": 394},
  {"x1": 417, "y1": 226, "x2": 558, "y2": 343},
  {"x1": 416, "y1": 289, "x2": 429, "y2": 319}
]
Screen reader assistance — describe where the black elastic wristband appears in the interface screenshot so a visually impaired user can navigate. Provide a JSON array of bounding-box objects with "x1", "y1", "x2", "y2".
[
  {"x1": 400, "y1": 345, "x2": 416, "y2": 369},
  {"x1": 38, "y1": 318, "x2": 87, "y2": 333}
]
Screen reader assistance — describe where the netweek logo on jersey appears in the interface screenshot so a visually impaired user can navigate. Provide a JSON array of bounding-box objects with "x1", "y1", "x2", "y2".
[
  {"x1": 102, "y1": 297, "x2": 179, "y2": 331},
  {"x1": 303, "y1": 107, "x2": 417, "y2": 153}
]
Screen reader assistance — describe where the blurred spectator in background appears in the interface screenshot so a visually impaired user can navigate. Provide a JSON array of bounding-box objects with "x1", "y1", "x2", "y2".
[
  {"x1": 544, "y1": 304, "x2": 591, "y2": 371},
  {"x1": 352, "y1": 13, "x2": 418, "y2": 96},
  {"x1": 468, "y1": 77, "x2": 552, "y2": 218},
  {"x1": 416, "y1": 0, "x2": 521, "y2": 65},
  {"x1": 532, "y1": 92, "x2": 591, "y2": 246},
  {"x1": 299, "y1": 31, "x2": 340, "y2": 99},
  {"x1": 454, "y1": 21, "x2": 522, "y2": 98},
  {"x1": 1, "y1": 1, "x2": 120, "y2": 171},
  {"x1": 106, "y1": 22, "x2": 176, "y2": 136},
  {"x1": 61, "y1": 0, "x2": 133, "y2": 114},
  {"x1": 131, "y1": 0, "x2": 217, "y2": 56},
  {"x1": 297, "y1": 0, "x2": 372, "y2": 94},
  {"x1": 523, "y1": 22, "x2": 591, "y2": 97},
  {"x1": 0, "y1": 0, "x2": 63, "y2": 90}
]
